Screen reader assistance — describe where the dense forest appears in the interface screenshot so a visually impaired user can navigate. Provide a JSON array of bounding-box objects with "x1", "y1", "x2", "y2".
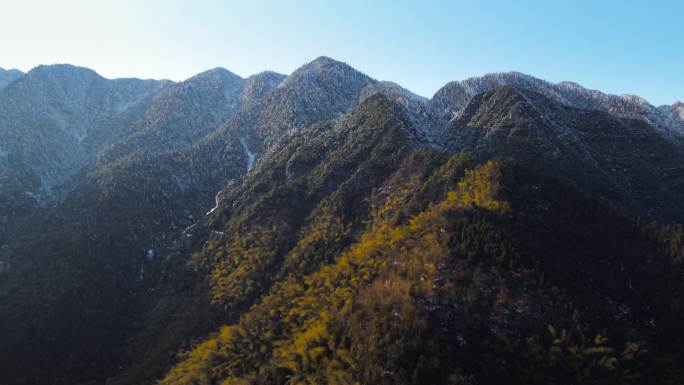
[{"x1": 0, "y1": 58, "x2": 683, "y2": 385}]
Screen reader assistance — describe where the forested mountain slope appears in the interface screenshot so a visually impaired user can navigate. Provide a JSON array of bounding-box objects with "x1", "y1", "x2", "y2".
[
  {"x1": 155, "y1": 94, "x2": 684, "y2": 385},
  {"x1": 0, "y1": 58, "x2": 682, "y2": 385},
  {"x1": 442, "y1": 86, "x2": 684, "y2": 222},
  {"x1": 0, "y1": 57, "x2": 375, "y2": 385}
]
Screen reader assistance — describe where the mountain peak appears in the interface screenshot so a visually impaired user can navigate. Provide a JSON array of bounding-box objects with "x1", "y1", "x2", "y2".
[
  {"x1": 187, "y1": 67, "x2": 242, "y2": 83},
  {"x1": 0, "y1": 67, "x2": 24, "y2": 89},
  {"x1": 286, "y1": 56, "x2": 370, "y2": 83},
  {"x1": 0, "y1": 66, "x2": 23, "y2": 74},
  {"x1": 28, "y1": 63, "x2": 101, "y2": 77},
  {"x1": 273, "y1": 55, "x2": 376, "y2": 108},
  {"x1": 309, "y1": 55, "x2": 346, "y2": 66},
  {"x1": 249, "y1": 57, "x2": 375, "y2": 143},
  {"x1": 19, "y1": 64, "x2": 103, "y2": 89}
]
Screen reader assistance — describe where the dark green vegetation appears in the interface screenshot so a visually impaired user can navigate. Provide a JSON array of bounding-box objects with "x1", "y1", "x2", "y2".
[
  {"x1": 1, "y1": 58, "x2": 683, "y2": 385},
  {"x1": 160, "y1": 157, "x2": 684, "y2": 385},
  {"x1": 152, "y1": 96, "x2": 684, "y2": 385}
]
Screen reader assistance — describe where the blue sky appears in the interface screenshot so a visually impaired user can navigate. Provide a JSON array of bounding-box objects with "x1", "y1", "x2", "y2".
[{"x1": 0, "y1": 0, "x2": 682, "y2": 105}]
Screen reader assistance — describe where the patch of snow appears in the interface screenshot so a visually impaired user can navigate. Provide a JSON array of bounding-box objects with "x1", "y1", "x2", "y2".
[
  {"x1": 206, "y1": 180, "x2": 236, "y2": 215},
  {"x1": 181, "y1": 223, "x2": 197, "y2": 237},
  {"x1": 239, "y1": 136, "x2": 256, "y2": 169},
  {"x1": 206, "y1": 204, "x2": 219, "y2": 216}
]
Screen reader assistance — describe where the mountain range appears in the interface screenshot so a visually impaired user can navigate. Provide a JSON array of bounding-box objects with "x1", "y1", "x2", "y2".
[{"x1": 0, "y1": 57, "x2": 683, "y2": 385}]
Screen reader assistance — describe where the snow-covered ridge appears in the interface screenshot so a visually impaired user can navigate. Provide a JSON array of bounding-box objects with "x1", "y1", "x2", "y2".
[
  {"x1": 432, "y1": 71, "x2": 684, "y2": 137},
  {"x1": 247, "y1": 56, "x2": 376, "y2": 144},
  {"x1": 1, "y1": 58, "x2": 681, "y2": 212},
  {"x1": 0, "y1": 64, "x2": 167, "y2": 199}
]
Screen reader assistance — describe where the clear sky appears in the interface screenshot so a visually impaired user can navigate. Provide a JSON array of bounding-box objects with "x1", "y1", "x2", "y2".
[{"x1": 0, "y1": 0, "x2": 682, "y2": 105}]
